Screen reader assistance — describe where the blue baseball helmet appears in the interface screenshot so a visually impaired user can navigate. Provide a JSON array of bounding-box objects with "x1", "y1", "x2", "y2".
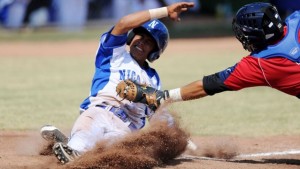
[
  {"x1": 232, "y1": 2, "x2": 284, "y2": 52},
  {"x1": 126, "y1": 19, "x2": 169, "y2": 62}
]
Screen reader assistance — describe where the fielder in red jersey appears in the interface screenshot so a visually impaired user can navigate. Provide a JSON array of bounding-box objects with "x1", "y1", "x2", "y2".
[{"x1": 203, "y1": 8, "x2": 300, "y2": 99}]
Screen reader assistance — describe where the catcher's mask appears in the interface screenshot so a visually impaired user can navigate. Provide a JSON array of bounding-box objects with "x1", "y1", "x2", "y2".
[
  {"x1": 126, "y1": 19, "x2": 169, "y2": 62},
  {"x1": 232, "y1": 2, "x2": 284, "y2": 52}
]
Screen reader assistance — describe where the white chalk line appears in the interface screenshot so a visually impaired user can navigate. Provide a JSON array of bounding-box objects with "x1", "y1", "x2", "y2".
[
  {"x1": 179, "y1": 149, "x2": 300, "y2": 161},
  {"x1": 177, "y1": 155, "x2": 224, "y2": 161},
  {"x1": 237, "y1": 149, "x2": 300, "y2": 158}
]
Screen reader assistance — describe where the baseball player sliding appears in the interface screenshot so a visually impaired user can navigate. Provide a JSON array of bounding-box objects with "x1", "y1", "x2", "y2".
[{"x1": 40, "y1": 2, "x2": 195, "y2": 164}]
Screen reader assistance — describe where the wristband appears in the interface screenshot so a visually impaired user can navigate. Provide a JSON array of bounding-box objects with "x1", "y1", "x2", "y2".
[
  {"x1": 168, "y1": 88, "x2": 183, "y2": 102},
  {"x1": 149, "y1": 7, "x2": 168, "y2": 20}
]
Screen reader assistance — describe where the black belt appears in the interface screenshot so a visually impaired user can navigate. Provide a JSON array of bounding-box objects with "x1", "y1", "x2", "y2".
[{"x1": 96, "y1": 105, "x2": 137, "y2": 131}]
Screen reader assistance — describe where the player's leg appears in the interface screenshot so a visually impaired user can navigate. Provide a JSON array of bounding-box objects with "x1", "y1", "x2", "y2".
[
  {"x1": 40, "y1": 125, "x2": 68, "y2": 143},
  {"x1": 52, "y1": 107, "x2": 105, "y2": 164},
  {"x1": 52, "y1": 142, "x2": 81, "y2": 164},
  {"x1": 102, "y1": 109, "x2": 132, "y2": 142},
  {"x1": 52, "y1": 106, "x2": 130, "y2": 164}
]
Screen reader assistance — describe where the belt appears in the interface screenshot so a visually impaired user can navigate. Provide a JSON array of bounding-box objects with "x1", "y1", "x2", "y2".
[{"x1": 96, "y1": 105, "x2": 137, "y2": 131}]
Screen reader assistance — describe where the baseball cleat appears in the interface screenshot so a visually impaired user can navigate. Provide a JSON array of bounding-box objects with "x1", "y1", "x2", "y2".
[
  {"x1": 53, "y1": 142, "x2": 81, "y2": 164},
  {"x1": 40, "y1": 125, "x2": 68, "y2": 143}
]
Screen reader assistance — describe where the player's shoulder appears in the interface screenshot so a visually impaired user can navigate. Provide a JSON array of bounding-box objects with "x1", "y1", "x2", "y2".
[
  {"x1": 100, "y1": 30, "x2": 127, "y2": 48},
  {"x1": 240, "y1": 55, "x2": 258, "y2": 61}
]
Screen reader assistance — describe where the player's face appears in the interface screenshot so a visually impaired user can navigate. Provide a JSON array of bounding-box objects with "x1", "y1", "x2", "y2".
[{"x1": 130, "y1": 32, "x2": 156, "y2": 66}]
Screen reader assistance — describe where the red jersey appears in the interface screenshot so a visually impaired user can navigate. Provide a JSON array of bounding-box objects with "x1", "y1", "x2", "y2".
[{"x1": 203, "y1": 25, "x2": 300, "y2": 98}]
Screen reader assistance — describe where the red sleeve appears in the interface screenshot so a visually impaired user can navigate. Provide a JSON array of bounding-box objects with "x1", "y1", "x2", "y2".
[{"x1": 224, "y1": 56, "x2": 267, "y2": 90}]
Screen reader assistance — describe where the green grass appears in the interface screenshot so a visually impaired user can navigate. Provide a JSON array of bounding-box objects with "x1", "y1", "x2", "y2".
[
  {"x1": 0, "y1": 26, "x2": 109, "y2": 42},
  {"x1": 0, "y1": 56, "x2": 93, "y2": 130},
  {"x1": 0, "y1": 36, "x2": 299, "y2": 137}
]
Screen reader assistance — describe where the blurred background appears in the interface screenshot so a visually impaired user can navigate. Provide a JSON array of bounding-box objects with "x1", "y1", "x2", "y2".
[{"x1": 1, "y1": 0, "x2": 300, "y2": 37}]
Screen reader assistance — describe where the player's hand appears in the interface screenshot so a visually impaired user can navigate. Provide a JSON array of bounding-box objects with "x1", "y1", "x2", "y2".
[
  {"x1": 116, "y1": 80, "x2": 167, "y2": 111},
  {"x1": 167, "y1": 2, "x2": 195, "y2": 21}
]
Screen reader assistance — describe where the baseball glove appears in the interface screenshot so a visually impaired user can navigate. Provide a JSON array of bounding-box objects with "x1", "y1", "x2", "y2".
[{"x1": 116, "y1": 80, "x2": 167, "y2": 111}]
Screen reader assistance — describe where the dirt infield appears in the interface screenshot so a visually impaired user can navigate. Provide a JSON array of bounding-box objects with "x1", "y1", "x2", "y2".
[{"x1": 1, "y1": 130, "x2": 300, "y2": 169}]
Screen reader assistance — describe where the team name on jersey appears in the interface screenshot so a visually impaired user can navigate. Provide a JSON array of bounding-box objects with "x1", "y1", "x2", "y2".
[{"x1": 119, "y1": 69, "x2": 141, "y2": 82}]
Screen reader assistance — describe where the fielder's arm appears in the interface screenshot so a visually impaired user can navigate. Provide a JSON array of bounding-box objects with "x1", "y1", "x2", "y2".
[{"x1": 116, "y1": 80, "x2": 207, "y2": 111}]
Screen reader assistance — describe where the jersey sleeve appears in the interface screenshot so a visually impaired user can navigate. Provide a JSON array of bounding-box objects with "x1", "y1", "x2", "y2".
[
  {"x1": 203, "y1": 56, "x2": 267, "y2": 95},
  {"x1": 101, "y1": 27, "x2": 127, "y2": 48},
  {"x1": 94, "y1": 27, "x2": 128, "y2": 68},
  {"x1": 203, "y1": 72, "x2": 231, "y2": 95}
]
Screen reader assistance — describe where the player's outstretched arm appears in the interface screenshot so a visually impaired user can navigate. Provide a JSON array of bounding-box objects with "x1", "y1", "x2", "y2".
[
  {"x1": 111, "y1": 2, "x2": 194, "y2": 35},
  {"x1": 116, "y1": 80, "x2": 207, "y2": 111},
  {"x1": 167, "y1": 2, "x2": 195, "y2": 21}
]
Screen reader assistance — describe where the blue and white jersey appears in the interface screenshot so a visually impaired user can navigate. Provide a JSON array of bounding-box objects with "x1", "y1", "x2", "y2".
[{"x1": 80, "y1": 28, "x2": 161, "y2": 125}]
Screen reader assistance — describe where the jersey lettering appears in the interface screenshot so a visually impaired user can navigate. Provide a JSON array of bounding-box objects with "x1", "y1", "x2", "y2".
[{"x1": 119, "y1": 69, "x2": 141, "y2": 82}]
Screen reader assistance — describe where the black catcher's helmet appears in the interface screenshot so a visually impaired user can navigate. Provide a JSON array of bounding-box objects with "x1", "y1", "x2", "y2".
[{"x1": 232, "y1": 2, "x2": 284, "y2": 52}]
